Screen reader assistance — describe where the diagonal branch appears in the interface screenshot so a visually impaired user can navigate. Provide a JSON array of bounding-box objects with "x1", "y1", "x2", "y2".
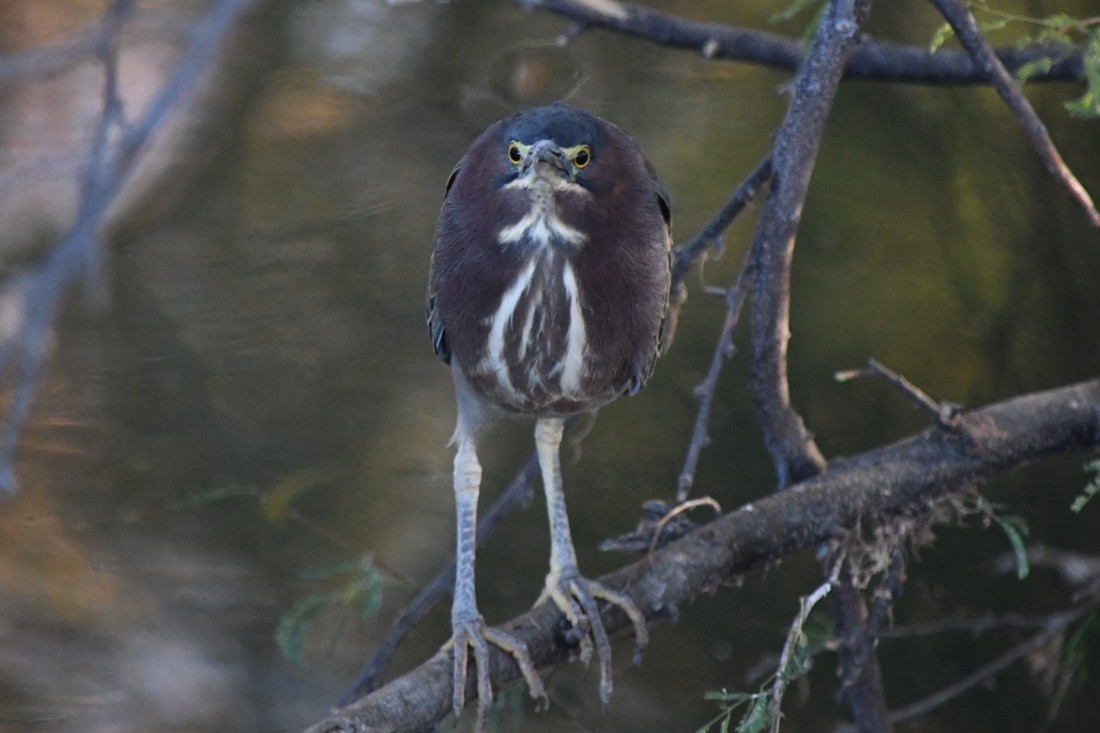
[
  {"x1": 886, "y1": 602, "x2": 1090, "y2": 725},
  {"x1": 301, "y1": 379, "x2": 1100, "y2": 733},
  {"x1": 671, "y1": 153, "x2": 772, "y2": 285},
  {"x1": 676, "y1": 266, "x2": 752, "y2": 503},
  {"x1": 928, "y1": 0, "x2": 1100, "y2": 226}
]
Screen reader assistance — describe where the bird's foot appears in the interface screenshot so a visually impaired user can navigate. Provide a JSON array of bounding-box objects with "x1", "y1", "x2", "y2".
[
  {"x1": 447, "y1": 614, "x2": 548, "y2": 729},
  {"x1": 538, "y1": 567, "x2": 649, "y2": 709}
]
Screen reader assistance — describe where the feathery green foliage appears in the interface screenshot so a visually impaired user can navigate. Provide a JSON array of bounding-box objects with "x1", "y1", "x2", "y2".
[
  {"x1": 277, "y1": 554, "x2": 384, "y2": 666},
  {"x1": 1071, "y1": 459, "x2": 1100, "y2": 514},
  {"x1": 928, "y1": 3, "x2": 1100, "y2": 118}
]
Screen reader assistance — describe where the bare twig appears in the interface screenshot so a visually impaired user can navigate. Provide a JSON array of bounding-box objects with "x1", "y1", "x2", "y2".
[
  {"x1": 928, "y1": 0, "x2": 1100, "y2": 226},
  {"x1": 836, "y1": 358, "x2": 962, "y2": 429},
  {"x1": 887, "y1": 604, "x2": 1086, "y2": 725},
  {"x1": 646, "y1": 496, "x2": 721, "y2": 555},
  {"x1": 671, "y1": 154, "x2": 773, "y2": 285},
  {"x1": 514, "y1": 0, "x2": 1087, "y2": 85},
  {"x1": 676, "y1": 259, "x2": 752, "y2": 502},
  {"x1": 769, "y1": 565, "x2": 840, "y2": 733}
]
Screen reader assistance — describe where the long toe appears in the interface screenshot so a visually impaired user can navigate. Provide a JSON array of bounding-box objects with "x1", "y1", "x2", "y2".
[{"x1": 541, "y1": 570, "x2": 649, "y2": 710}]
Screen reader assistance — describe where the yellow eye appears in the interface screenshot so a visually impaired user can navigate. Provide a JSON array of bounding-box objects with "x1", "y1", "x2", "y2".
[
  {"x1": 572, "y1": 145, "x2": 591, "y2": 168},
  {"x1": 507, "y1": 142, "x2": 523, "y2": 165}
]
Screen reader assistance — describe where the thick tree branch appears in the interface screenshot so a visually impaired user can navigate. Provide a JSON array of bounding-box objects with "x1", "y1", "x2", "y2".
[
  {"x1": 928, "y1": 0, "x2": 1100, "y2": 226},
  {"x1": 302, "y1": 378, "x2": 1100, "y2": 733},
  {"x1": 516, "y1": 0, "x2": 1087, "y2": 85}
]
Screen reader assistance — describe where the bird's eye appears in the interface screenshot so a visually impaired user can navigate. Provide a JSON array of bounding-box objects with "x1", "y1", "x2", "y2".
[
  {"x1": 507, "y1": 142, "x2": 523, "y2": 165},
  {"x1": 572, "y1": 146, "x2": 591, "y2": 169}
]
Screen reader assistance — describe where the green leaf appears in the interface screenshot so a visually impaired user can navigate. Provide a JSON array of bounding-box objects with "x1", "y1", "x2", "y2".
[
  {"x1": 276, "y1": 592, "x2": 330, "y2": 665},
  {"x1": 1014, "y1": 57, "x2": 1054, "y2": 83},
  {"x1": 929, "y1": 22, "x2": 955, "y2": 53},
  {"x1": 1071, "y1": 459, "x2": 1100, "y2": 513},
  {"x1": 358, "y1": 575, "x2": 384, "y2": 620},
  {"x1": 991, "y1": 511, "x2": 1030, "y2": 580},
  {"x1": 1065, "y1": 35, "x2": 1100, "y2": 119},
  {"x1": 736, "y1": 694, "x2": 771, "y2": 733},
  {"x1": 1040, "y1": 13, "x2": 1076, "y2": 31}
]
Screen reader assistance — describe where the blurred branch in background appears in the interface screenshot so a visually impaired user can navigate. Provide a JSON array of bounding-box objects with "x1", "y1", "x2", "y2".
[
  {"x1": 0, "y1": 0, "x2": 257, "y2": 495},
  {"x1": 518, "y1": 0, "x2": 1093, "y2": 85}
]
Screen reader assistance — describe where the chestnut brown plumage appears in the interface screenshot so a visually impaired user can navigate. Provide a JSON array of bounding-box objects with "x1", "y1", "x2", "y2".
[{"x1": 427, "y1": 102, "x2": 672, "y2": 728}]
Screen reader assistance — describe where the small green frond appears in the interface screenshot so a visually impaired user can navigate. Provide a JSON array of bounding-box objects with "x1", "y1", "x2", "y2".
[
  {"x1": 300, "y1": 556, "x2": 365, "y2": 580},
  {"x1": 929, "y1": 22, "x2": 955, "y2": 53},
  {"x1": 991, "y1": 510, "x2": 1030, "y2": 580},
  {"x1": 978, "y1": 17, "x2": 1009, "y2": 34},
  {"x1": 1040, "y1": 13, "x2": 1077, "y2": 32},
  {"x1": 789, "y1": 631, "x2": 813, "y2": 678},
  {"x1": 966, "y1": 497, "x2": 1030, "y2": 579},
  {"x1": 1014, "y1": 57, "x2": 1054, "y2": 83},
  {"x1": 697, "y1": 690, "x2": 768, "y2": 733},
  {"x1": 276, "y1": 592, "x2": 330, "y2": 666},
  {"x1": 277, "y1": 555, "x2": 385, "y2": 666},
  {"x1": 1064, "y1": 34, "x2": 1100, "y2": 119},
  {"x1": 736, "y1": 694, "x2": 771, "y2": 733},
  {"x1": 169, "y1": 482, "x2": 253, "y2": 510},
  {"x1": 358, "y1": 575, "x2": 385, "y2": 620},
  {"x1": 1071, "y1": 459, "x2": 1100, "y2": 513}
]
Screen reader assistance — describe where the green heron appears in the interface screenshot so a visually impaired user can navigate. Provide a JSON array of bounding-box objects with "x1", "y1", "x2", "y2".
[{"x1": 427, "y1": 102, "x2": 672, "y2": 723}]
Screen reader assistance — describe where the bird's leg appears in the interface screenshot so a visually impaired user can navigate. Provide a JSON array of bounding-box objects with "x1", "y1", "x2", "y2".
[
  {"x1": 533, "y1": 416, "x2": 650, "y2": 709},
  {"x1": 449, "y1": 431, "x2": 547, "y2": 728}
]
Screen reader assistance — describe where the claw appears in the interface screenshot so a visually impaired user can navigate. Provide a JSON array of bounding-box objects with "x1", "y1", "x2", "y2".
[
  {"x1": 539, "y1": 569, "x2": 649, "y2": 710},
  {"x1": 448, "y1": 616, "x2": 549, "y2": 728}
]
